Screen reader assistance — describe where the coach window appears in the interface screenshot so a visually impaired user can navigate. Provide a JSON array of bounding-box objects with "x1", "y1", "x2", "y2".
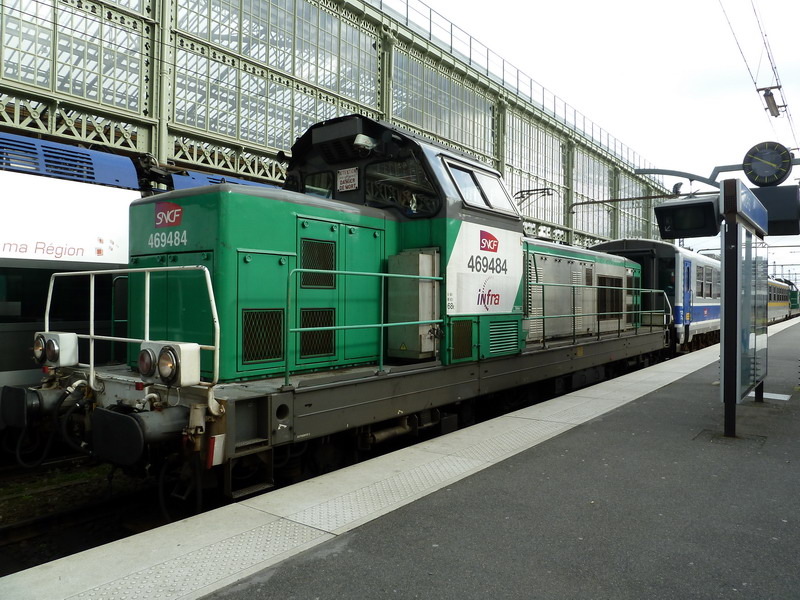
[
  {"x1": 704, "y1": 267, "x2": 713, "y2": 297},
  {"x1": 696, "y1": 266, "x2": 705, "y2": 297}
]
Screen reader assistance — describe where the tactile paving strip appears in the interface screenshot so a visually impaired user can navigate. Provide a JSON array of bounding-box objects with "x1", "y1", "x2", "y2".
[
  {"x1": 287, "y1": 454, "x2": 484, "y2": 532},
  {"x1": 67, "y1": 519, "x2": 326, "y2": 600},
  {"x1": 452, "y1": 419, "x2": 571, "y2": 463}
]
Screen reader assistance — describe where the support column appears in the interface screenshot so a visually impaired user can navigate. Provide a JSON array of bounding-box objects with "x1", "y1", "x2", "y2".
[
  {"x1": 379, "y1": 26, "x2": 398, "y2": 121},
  {"x1": 564, "y1": 140, "x2": 575, "y2": 245},
  {"x1": 155, "y1": 0, "x2": 175, "y2": 165}
]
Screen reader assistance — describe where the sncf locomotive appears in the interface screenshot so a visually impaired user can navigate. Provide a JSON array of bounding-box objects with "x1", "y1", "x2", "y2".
[{"x1": 1, "y1": 116, "x2": 672, "y2": 500}]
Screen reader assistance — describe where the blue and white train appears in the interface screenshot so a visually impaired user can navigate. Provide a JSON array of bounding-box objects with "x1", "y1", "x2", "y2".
[
  {"x1": 592, "y1": 239, "x2": 721, "y2": 349},
  {"x1": 593, "y1": 239, "x2": 797, "y2": 350}
]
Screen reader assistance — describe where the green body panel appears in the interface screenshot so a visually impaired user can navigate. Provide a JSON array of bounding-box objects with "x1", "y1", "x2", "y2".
[{"x1": 128, "y1": 188, "x2": 403, "y2": 382}]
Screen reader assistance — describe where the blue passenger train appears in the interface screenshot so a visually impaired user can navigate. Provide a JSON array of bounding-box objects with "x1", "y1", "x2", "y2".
[{"x1": 592, "y1": 238, "x2": 797, "y2": 350}]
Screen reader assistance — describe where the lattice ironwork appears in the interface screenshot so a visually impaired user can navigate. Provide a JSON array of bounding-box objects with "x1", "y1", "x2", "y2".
[
  {"x1": 242, "y1": 309, "x2": 283, "y2": 363},
  {"x1": 0, "y1": 90, "x2": 144, "y2": 150},
  {"x1": 299, "y1": 308, "x2": 335, "y2": 357},
  {"x1": 171, "y1": 133, "x2": 283, "y2": 183},
  {"x1": 0, "y1": 0, "x2": 666, "y2": 242}
]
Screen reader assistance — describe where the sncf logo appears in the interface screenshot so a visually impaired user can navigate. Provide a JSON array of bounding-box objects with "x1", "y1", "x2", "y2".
[
  {"x1": 155, "y1": 202, "x2": 183, "y2": 228},
  {"x1": 479, "y1": 230, "x2": 499, "y2": 252}
]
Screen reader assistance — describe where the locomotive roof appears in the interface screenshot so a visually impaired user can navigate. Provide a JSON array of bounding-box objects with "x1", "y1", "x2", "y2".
[{"x1": 286, "y1": 114, "x2": 496, "y2": 174}]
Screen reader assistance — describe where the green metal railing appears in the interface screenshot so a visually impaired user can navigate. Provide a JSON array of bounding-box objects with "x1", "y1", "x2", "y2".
[
  {"x1": 527, "y1": 281, "x2": 672, "y2": 348},
  {"x1": 284, "y1": 268, "x2": 443, "y2": 386}
]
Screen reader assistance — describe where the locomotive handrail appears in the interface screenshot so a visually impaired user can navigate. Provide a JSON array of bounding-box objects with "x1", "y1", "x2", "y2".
[
  {"x1": 43, "y1": 265, "x2": 221, "y2": 392},
  {"x1": 284, "y1": 268, "x2": 443, "y2": 387},
  {"x1": 527, "y1": 281, "x2": 671, "y2": 346}
]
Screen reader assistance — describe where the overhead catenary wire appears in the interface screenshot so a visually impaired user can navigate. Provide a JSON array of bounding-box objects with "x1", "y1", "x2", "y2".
[{"x1": 718, "y1": 0, "x2": 798, "y2": 149}]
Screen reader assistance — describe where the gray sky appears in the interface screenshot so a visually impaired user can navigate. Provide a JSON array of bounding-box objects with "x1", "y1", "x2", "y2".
[{"x1": 424, "y1": 0, "x2": 800, "y2": 276}]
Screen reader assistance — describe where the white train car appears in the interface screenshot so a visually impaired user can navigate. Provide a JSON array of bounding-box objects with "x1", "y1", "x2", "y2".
[{"x1": 592, "y1": 239, "x2": 721, "y2": 348}]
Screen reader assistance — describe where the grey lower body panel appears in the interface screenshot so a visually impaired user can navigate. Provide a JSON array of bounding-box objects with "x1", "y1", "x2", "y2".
[{"x1": 289, "y1": 331, "x2": 667, "y2": 441}]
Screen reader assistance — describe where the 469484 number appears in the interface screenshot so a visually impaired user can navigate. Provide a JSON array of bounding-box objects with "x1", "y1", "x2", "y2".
[
  {"x1": 467, "y1": 254, "x2": 507, "y2": 274},
  {"x1": 148, "y1": 229, "x2": 188, "y2": 248}
]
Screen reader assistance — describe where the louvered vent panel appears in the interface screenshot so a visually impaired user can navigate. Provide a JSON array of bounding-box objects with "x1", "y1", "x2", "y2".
[
  {"x1": 43, "y1": 145, "x2": 95, "y2": 180},
  {"x1": 300, "y1": 308, "x2": 335, "y2": 357},
  {"x1": 526, "y1": 262, "x2": 544, "y2": 314},
  {"x1": 489, "y1": 321, "x2": 519, "y2": 355},
  {"x1": 242, "y1": 309, "x2": 283, "y2": 363},
  {"x1": 529, "y1": 309, "x2": 544, "y2": 339},
  {"x1": 0, "y1": 136, "x2": 39, "y2": 170},
  {"x1": 452, "y1": 320, "x2": 473, "y2": 360}
]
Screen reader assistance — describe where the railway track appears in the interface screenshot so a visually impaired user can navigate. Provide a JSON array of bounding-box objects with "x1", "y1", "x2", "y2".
[{"x1": 0, "y1": 456, "x2": 160, "y2": 576}]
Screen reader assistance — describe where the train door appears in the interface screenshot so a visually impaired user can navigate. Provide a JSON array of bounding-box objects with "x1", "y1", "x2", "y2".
[
  {"x1": 343, "y1": 225, "x2": 382, "y2": 361},
  {"x1": 683, "y1": 259, "x2": 692, "y2": 341},
  {"x1": 294, "y1": 219, "x2": 341, "y2": 368}
]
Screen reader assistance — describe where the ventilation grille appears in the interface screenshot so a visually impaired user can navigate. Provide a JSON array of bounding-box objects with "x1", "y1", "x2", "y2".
[
  {"x1": 0, "y1": 136, "x2": 93, "y2": 179},
  {"x1": 526, "y1": 280, "x2": 543, "y2": 314},
  {"x1": 452, "y1": 320, "x2": 473, "y2": 360},
  {"x1": 0, "y1": 136, "x2": 38, "y2": 171},
  {"x1": 529, "y1": 308, "x2": 544, "y2": 339},
  {"x1": 300, "y1": 308, "x2": 335, "y2": 357},
  {"x1": 0, "y1": 132, "x2": 138, "y2": 188},
  {"x1": 43, "y1": 144, "x2": 94, "y2": 180},
  {"x1": 526, "y1": 259, "x2": 544, "y2": 314},
  {"x1": 489, "y1": 320, "x2": 519, "y2": 355},
  {"x1": 242, "y1": 309, "x2": 283, "y2": 363},
  {"x1": 301, "y1": 239, "x2": 336, "y2": 288}
]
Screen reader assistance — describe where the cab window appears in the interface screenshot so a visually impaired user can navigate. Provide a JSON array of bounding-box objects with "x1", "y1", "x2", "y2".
[
  {"x1": 304, "y1": 172, "x2": 334, "y2": 198},
  {"x1": 448, "y1": 163, "x2": 519, "y2": 216}
]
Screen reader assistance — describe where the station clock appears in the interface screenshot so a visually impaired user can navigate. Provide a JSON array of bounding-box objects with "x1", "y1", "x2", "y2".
[{"x1": 742, "y1": 141, "x2": 793, "y2": 187}]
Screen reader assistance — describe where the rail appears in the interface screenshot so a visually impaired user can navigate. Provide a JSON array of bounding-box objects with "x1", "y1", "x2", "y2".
[
  {"x1": 43, "y1": 266, "x2": 220, "y2": 391},
  {"x1": 284, "y1": 268, "x2": 443, "y2": 387}
]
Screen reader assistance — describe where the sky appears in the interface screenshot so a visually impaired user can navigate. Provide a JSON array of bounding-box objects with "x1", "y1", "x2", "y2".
[{"x1": 423, "y1": 0, "x2": 800, "y2": 278}]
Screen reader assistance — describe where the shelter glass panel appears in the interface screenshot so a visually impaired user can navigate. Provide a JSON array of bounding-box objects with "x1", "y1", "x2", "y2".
[
  {"x1": 505, "y1": 110, "x2": 566, "y2": 227},
  {"x1": 618, "y1": 173, "x2": 649, "y2": 238},
  {"x1": 573, "y1": 150, "x2": 611, "y2": 238},
  {"x1": 105, "y1": 0, "x2": 144, "y2": 12},
  {"x1": 2, "y1": 0, "x2": 53, "y2": 87},
  {"x1": 56, "y1": 7, "x2": 101, "y2": 101},
  {"x1": 241, "y1": 72, "x2": 268, "y2": 146}
]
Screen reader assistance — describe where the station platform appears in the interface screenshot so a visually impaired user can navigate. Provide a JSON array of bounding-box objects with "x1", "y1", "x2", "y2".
[{"x1": 2, "y1": 319, "x2": 798, "y2": 600}]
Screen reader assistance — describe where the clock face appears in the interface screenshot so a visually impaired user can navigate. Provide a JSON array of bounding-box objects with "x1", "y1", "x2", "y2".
[{"x1": 743, "y1": 141, "x2": 793, "y2": 187}]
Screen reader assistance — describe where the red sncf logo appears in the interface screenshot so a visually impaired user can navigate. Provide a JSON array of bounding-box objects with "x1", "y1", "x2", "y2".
[
  {"x1": 155, "y1": 201, "x2": 183, "y2": 228},
  {"x1": 479, "y1": 230, "x2": 499, "y2": 252}
]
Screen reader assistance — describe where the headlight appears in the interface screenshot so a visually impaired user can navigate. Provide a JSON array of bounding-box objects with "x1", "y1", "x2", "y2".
[
  {"x1": 33, "y1": 332, "x2": 78, "y2": 367},
  {"x1": 137, "y1": 347, "x2": 157, "y2": 378},
  {"x1": 138, "y1": 341, "x2": 200, "y2": 387},
  {"x1": 45, "y1": 338, "x2": 60, "y2": 363},
  {"x1": 157, "y1": 346, "x2": 179, "y2": 385},
  {"x1": 33, "y1": 334, "x2": 46, "y2": 363}
]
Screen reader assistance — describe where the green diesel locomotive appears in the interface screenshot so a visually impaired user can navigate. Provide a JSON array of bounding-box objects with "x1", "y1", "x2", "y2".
[{"x1": 5, "y1": 115, "x2": 671, "y2": 500}]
